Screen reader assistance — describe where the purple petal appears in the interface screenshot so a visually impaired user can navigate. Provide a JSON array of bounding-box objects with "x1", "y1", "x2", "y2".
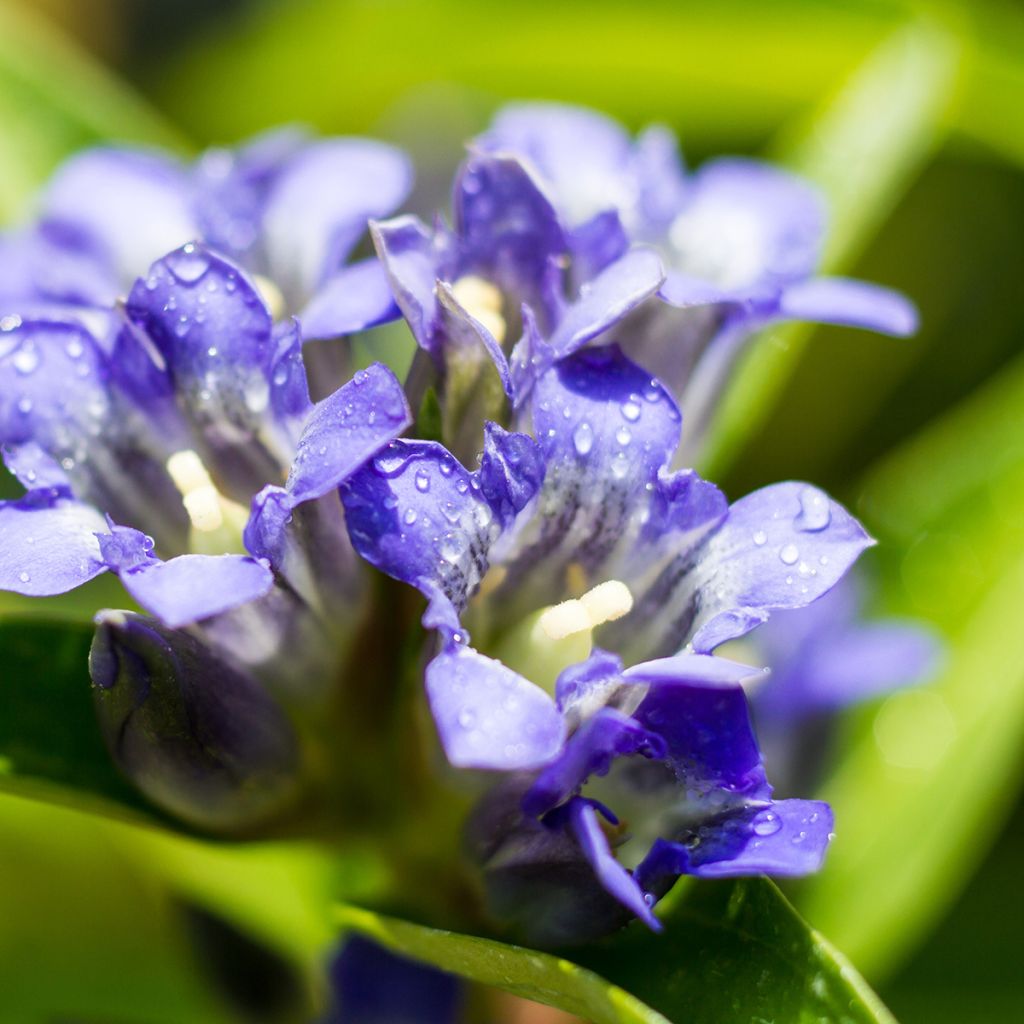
[
  {"x1": 690, "y1": 483, "x2": 874, "y2": 653},
  {"x1": 342, "y1": 440, "x2": 500, "y2": 610},
  {"x1": 268, "y1": 318, "x2": 313, "y2": 436},
  {"x1": 424, "y1": 643, "x2": 564, "y2": 770},
  {"x1": 119, "y1": 554, "x2": 274, "y2": 628},
  {"x1": 0, "y1": 496, "x2": 107, "y2": 595},
  {"x1": 568, "y1": 799, "x2": 661, "y2": 930},
  {"x1": 636, "y1": 800, "x2": 833, "y2": 883},
  {"x1": 41, "y1": 149, "x2": 196, "y2": 287},
  {"x1": 0, "y1": 318, "x2": 112, "y2": 454},
  {"x1": 436, "y1": 282, "x2": 513, "y2": 397},
  {"x1": 2, "y1": 441, "x2": 72, "y2": 493},
  {"x1": 667, "y1": 158, "x2": 825, "y2": 291},
  {"x1": 286, "y1": 362, "x2": 411, "y2": 506},
  {"x1": 631, "y1": 125, "x2": 689, "y2": 233},
  {"x1": 370, "y1": 215, "x2": 448, "y2": 354},
  {"x1": 510, "y1": 249, "x2": 664, "y2": 400},
  {"x1": 454, "y1": 153, "x2": 567, "y2": 298},
  {"x1": 523, "y1": 708, "x2": 664, "y2": 818},
  {"x1": 626, "y1": 654, "x2": 768, "y2": 795},
  {"x1": 779, "y1": 277, "x2": 918, "y2": 336},
  {"x1": 476, "y1": 422, "x2": 545, "y2": 528},
  {"x1": 262, "y1": 139, "x2": 412, "y2": 301},
  {"x1": 299, "y1": 258, "x2": 401, "y2": 340},
  {"x1": 480, "y1": 103, "x2": 634, "y2": 227}
]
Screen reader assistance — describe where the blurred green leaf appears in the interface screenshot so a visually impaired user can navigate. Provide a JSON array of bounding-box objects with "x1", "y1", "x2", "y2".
[
  {"x1": 0, "y1": 1, "x2": 185, "y2": 221},
  {"x1": 336, "y1": 878, "x2": 895, "y2": 1024},
  {"x1": 700, "y1": 19, "x2": 959, "y2": 478},
  {"x1": 158, "y1": 0, "x2": 897, "y2": 145},
  {"x1": 0, "y1": 617, "x2": 161, "y2": 821},
  {"x1": 798, "y1": 349, "x2": 1024, "y2": 976}
]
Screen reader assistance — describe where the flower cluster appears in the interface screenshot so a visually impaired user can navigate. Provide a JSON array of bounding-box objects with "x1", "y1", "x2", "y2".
[{"x1": 0, "y1": 104, "x2": 933, "y2": 942}]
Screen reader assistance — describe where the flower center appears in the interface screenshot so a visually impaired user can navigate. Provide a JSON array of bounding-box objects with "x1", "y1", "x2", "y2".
[{"x1": 537, "y1": 579, "x2": 634, "y2": 640}]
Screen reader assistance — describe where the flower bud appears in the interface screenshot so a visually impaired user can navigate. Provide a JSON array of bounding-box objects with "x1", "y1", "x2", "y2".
[{"x1": 90, "y1": 610, "x2": 300, "y2": 831}]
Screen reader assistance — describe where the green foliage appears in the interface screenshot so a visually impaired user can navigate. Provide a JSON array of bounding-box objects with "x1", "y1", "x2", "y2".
[
  {"x1": 798, "y1": 351, "x2": 1024, "y2": 976},
  {"x1": 337, "y1": 878, "x2": 895, "y2": 1023},
  {"x1": 0, "y1": 2, "x2": 183, "y2": 222}
]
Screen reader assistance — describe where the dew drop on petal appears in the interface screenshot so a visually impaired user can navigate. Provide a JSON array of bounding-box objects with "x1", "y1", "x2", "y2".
[
  {"x1": 779, "y1": 543, "x2": 799, "y2": 565},
  {"x1": 751, "y1": 810, "x2": 782, "y2": 836},
  {"x1": 620, "y1": 399, "x2": 641, "y2": 422},
  {"x1": 795, "y1": 485, "x2": 831, "y2": 531},
  {"x1": 414, "y1": 468, "x2": 430, "y2": 493},
  {"x1": 753, "y1": 530, "x2": 767, "y2": 546},
  {"x1": 572, "y1": 421, "x2": 594, "y2": 456}
]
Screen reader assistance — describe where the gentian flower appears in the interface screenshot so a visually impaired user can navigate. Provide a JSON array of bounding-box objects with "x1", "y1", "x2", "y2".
[
  {"x1": 476, "y1": 102, "x2": 918, "y2": 457},
  {"x1": 340, "y1": 341, "x2": 869, "y2": 936},
  {"x1": 0, "y1": 128, "x2": 412, "y2": 342}
]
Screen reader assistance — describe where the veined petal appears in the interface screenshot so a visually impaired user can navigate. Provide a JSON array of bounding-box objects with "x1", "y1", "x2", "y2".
[{"x1": 425, "y1": 643, "x2": 564, "y2": 770}]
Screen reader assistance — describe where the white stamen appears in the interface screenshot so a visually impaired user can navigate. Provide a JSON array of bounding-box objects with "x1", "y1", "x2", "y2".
[{"x1": 537, "y1": 579, "x2": 635, "y2": 640}]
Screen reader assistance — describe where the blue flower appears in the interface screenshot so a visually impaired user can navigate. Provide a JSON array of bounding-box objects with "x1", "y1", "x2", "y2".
[
  {"x1": 0, "y1": 129, "x2": 412, "y2": 341},
  {"x1": 476, "y1": 102, "x2": 918, "y2": 457}
]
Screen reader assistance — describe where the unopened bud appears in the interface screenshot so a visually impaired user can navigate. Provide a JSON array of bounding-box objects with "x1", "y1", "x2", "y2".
[{"x1": 90, "y1": 610, "x2": 300, "y2": 831}]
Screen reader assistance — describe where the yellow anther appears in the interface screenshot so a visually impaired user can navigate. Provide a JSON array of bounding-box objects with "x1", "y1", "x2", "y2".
[
  {"x1": 537, "y1": 598, "x2": 591, "y2": 641},
  {"x1": 253, "y1": 274, "x2": 286, "y2": 321},
  {"x1": 166, "y1": 449, "x2": 245, "y2": 538},
  {"x1": 452, "y1": 275, "x2": 507, "y2": 344}
]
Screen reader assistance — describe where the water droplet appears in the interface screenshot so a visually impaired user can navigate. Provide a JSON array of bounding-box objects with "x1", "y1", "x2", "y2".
[
  {"x1": 779, "y1": 543, "x2": 799, "y2": 565},
  {"x1": 458, "y1": 709, "x2": 476, "y2": 728},
  {"x1": 438, "y1": 459, "x2": 454, "y2": 477},
  {"x1": 621, "y1": 399, "x2": 641, "y2": 422},
  {"x1": 610, "y1": 452, "x2": 629, "y2": 479},
  {"x1": 643, "y1": 379, "x2": 661, "y2": 402},
  {"x1": 64, "y1": 338, "x2": 84, "y2": 359},
  {"x1": 572, "y1": 421, "x2": 594, "y2": 456},
  {"x1": 752, "y1": 810, "x2": 782, "y2": 836},
  {"x1": 440, "y1": 532, "x2": 467, "y2": 563},
  {"x1": 272, "y1": 366, "x2": 288, "y2": 387},
  {"x1": 615, "y1": 425, "x2": 632, "y2": 446},
  {"x1": 414, "y1": 469, "x2": 430, "y2": 492},
  {"x1": 403, "y1": 508, "x2": 418, "y2": 526},
  {"x1": 207, "y1": 346, "x2": 218, "y2": 358},
  {"x1": 795, "y1": 485, "x2": 831, "y2": 531},
  {"x1": 12, "y1": 346, "x2": 39, "y2": 375},
  {"x1": 791, "y1": 831, "x2": 807, "y2": 845},
  {"x1": 18, "y1": 571, "x2": 30, "y2": 584},
  {"x1": 16, "y1": 396, "x2": 33, "y2": 414},
  {"x1": 753, "y1": 530, "x2": 767, "y2": 546},
  {"x1": 166, "y1": 244, "x2": 211, "y2": 284}
]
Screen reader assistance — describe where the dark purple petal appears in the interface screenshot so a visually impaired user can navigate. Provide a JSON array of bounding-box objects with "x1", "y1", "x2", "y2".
[
  {"x1": 118, "y1": 554, "x2": 274, "y2": 628},
  {"x1": 523, "y1": 708, "x2": 664, "y2": 818},
  {"x1": 778, "y1": 277, "x2": 918, "y2": 336},
  {"x1": 41, "y1": 148, "x2": 196, "y2": 287},
  {"x1": 476, "y1": 422, "x2": 544, "y2": 528},
  {"x1": 625, "y1": 654, "x2": 769, "y2": 796},
  {"x1": 243, "y1": 485, "x2": 291, "y2": 566},
  {"x1": 327, "y1": 935, "x2": 463, "y2": 1024},
  {"x1": 268, "y1": 318, "x2": 313, "y2": 436},
  {"x1": 0, "y1": 496, "x2": 107, "y2": 595},
  {"x1": 299, "y1": 258, "x2": 401, "y2": 340},
  {"x1": 424, "y1": 643, "x2": 564, "y2": 770},
  {"x1": 690, "y1": 483, "x2": 874, "y2": 653},
  {"x1": 635, "y1": 799, "x2": 833, "y2": 884},
  {"x1": 568, "y1": 799, "x2": 661, "y2": 930},
  {"x1": 262, "y1": 139, "x2": 412, "y2": 302},
  {"x1": 286, "y1": 362, "x2": 411, "y2": 506}
]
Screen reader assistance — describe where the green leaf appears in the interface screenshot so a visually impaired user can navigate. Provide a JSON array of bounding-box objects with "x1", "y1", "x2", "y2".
[
  {"x1": 336, "y1": 878, "x2": 895, "y2": 1024},
  {"x1": 0, "y1": 617, "x2": 156, "y2": 822},
  {"x1": 798, "y1": 350, "x2": 1024, "y2": 976},
  {"x1": 699, "y1": 19, "x2": 958, "y2": 478},
  {"x1": 0, "y1": 2, "x2": 185, "y2": 221}
]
